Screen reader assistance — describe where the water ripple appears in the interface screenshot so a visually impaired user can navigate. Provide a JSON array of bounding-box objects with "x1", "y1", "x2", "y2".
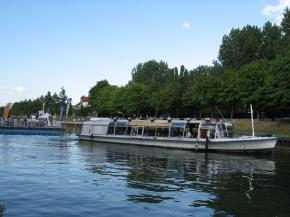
[{"x1": 0, "y1": 136, "x2": 289, "y2": 216}]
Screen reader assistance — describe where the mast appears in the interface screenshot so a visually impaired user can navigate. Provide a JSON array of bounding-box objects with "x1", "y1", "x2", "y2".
[{"x1": 250, "y1": 104, "x2": 255, "y2": 138}]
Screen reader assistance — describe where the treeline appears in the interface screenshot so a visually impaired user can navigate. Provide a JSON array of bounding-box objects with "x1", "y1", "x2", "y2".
[
  {"x1": 89, "y1": 8, "x2": 290, "y2": 119},
  {"x1": 9, "y1": 87, "x2": 68, "y2": 117}
]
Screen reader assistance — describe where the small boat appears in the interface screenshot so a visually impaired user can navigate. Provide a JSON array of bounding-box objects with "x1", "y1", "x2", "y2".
[
  {"x1": 0, "y1": 113, "x2": 62, "y2": 136},
  {"x1": 79, "y1": 117, "x2": 277, "y2": 153}
]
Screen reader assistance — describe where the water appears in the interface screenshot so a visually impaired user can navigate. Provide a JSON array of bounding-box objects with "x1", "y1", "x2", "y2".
[{"x1": 0, "y1": 135, "x2": 290, "y2": 217}]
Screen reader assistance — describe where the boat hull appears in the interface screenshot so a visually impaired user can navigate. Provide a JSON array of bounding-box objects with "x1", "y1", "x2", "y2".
[
  {"x1": 79, "y1": 135, "x2": 277, "y2": 153},
  {"x1": 0, "y1": 127, "x2": 62, "y2": 136}
]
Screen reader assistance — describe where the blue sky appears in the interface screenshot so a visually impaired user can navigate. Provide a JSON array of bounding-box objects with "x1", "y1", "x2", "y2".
[{"x1": 0, "y1": 0, "x2": 288, "y2": 106}]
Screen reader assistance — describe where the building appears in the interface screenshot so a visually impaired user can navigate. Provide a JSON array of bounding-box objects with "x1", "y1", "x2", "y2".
[
  {"x1": 80, "y1": 96, "x2": 89, "y2": 108},
  {"x1": 75, "y1": 96, "x2": 89, "y2": 109}
]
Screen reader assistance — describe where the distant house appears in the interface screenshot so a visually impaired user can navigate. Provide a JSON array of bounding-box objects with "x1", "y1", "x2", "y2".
[
  {"x1": 75, "y1": 96, "x2": 89, "y2": 109},
  {"x1": 80, "y1": 96, "x2": 89, "y2": 107}
]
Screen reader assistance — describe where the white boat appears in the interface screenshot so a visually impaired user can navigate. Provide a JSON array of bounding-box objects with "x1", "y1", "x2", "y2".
[{"x1": 79, "y1": 117, "x2": 277, "y2": 153}]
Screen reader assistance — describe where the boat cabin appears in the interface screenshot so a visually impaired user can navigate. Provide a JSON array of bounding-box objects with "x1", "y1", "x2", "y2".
[{"x1": 81, "y1": 118, "x2": 235, "y2": 140}]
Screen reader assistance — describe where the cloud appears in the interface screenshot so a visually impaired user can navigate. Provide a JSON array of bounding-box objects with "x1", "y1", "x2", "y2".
[
  {"x1": 261, "y1": 0, "x2": 290, "y2": 23},
  {"x1": 0, "y1": 86, "x2": 26, "y2": 95},
  {"x1": 182, "y1": 21, "x2": 191, "y2": 30}
]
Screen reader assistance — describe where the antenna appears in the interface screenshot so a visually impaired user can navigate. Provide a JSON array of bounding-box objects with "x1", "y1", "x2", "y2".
[{"x1": 216, "y1": 106, "x2": 226, "y2": 122}]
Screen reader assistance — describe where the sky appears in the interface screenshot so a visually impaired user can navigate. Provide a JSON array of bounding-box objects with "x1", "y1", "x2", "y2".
[{"x1": 0, "y1": 0, "x2": 289, "y2": 106}]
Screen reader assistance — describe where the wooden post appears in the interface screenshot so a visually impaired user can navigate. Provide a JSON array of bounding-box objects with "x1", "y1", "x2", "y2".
[{"x1": 205, "y1": 136, "x2": 209, "y2": 153}]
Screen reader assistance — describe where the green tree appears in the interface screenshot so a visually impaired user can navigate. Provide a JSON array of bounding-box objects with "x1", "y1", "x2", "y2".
[
  {"x1": 124, "y1": 83, "x2": 149, "y2": 116},
  {"x1": 281, "y1": 7, "x2": 290, "y2": 51},
  {"x1": 218, "y1": 25, "x2": 262, "y2": 69},
  {"x1": 260, "y1": 21, "x2": 282, "y2": 59},
  {"x1": 267, "y1": 52, "x2": 290, "y2": 117},
  {"x1": 131, "y1": 60, "x2": 170, "y2": 85},
  {"x1": 89, "y1": 80, "x2": 110, "y2": 111}
]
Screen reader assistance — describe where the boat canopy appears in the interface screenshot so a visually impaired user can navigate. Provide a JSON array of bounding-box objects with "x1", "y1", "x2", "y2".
[
  {"x1": 115, "y1": 120, "x2": 128, "y2": 127},
  {"x1": 170, "y1": 120, "x2": 187, "y2": 128},
  {"x1": 128, "y1": 120, "x2": 169, "y2": 128}
]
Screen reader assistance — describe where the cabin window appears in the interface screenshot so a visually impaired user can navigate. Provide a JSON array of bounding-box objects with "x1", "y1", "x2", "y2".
[
  {"x1": 200, "y1": 128, "x2": 215, "y2": 139},
  {"x1": 191, "y1": 123, "x2": 199, "y2": 138},
  {"x1": 126, "y1": 127, "x2": 132, "y2": 135},
  {"x1": 169, "y1": 127, "x2": 184, "y2": 137},
  {"x1": 107, "y1": 125, "x2": 115, "y2": 135},
  {"x1": 138, "y1": 127, "x2": 143, "y2": 136},
  {"x1": 222, "y1": 124, "x2": 228, "y2": 137},
  {"x1": 185, "y1": 126, "x2": 191, "y2": 138},
  {"x1": 143, "y1": 127, "x2": 156, "y2": 137},
  {"x1": 115, "y1": 126, "x2": 126, "y2": 135},
  {"x1": 169, "y1": 121, "x2": 186, "y2": 137},
  {"x1": 114, "y1": 120, "x2": 128, "y2": 135},
  {"x1": 209, "y1": 129, "x2": 215, "y2": 139},
  {"x1": 156, "y1": 127, "x2": 169, "y2": 137},
  {"x1": 131, "y1": 127, "x2": 137, "y2": 136},
  {"x1": 200, "y1": 129, "x2": 207, "y2": 139},
  {"x1": 227, "y1": 126, "x2": 234, "y2": 138},
  {"x1": 131, "y1": 127, "x2": 143, "y2": 136},
  {"x1": 216, "y1": 123, "x2": 226, "y2": 138}
]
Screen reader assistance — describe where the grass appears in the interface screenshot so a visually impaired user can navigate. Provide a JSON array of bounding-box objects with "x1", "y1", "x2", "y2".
[{"x1": 233, "y1": 119, "x2": 290, "y2": 138}]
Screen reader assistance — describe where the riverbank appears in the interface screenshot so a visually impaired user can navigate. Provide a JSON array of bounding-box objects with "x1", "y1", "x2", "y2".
[{"x1": 233, "y1": 119, "x2": 290, "y2": 138}]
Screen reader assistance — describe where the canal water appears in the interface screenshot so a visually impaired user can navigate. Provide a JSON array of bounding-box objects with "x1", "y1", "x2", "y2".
[{"x1": 0, "y1": 135, "x2": 289, "y2": 217}]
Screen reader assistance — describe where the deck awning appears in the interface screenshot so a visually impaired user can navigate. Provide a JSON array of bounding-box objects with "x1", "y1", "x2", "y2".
[
  {"x1": 170, "y1": 121, "x2": 187, "y2": 128},
  {"x1": 115, "y1": 120, "x2": 128, "y2": 127},
  {"x1": 128, "y1": 121, "x2": 170, "y2": 128}
]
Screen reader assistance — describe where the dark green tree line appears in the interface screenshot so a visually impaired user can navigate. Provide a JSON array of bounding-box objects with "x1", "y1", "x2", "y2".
[{"x1": 88, "y1": 8, "x2": 290, "y2": 119}]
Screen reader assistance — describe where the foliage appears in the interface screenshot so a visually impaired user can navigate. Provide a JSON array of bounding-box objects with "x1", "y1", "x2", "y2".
[{"x1": 10, "y1": 87, "x2": 68, "y2": 117}]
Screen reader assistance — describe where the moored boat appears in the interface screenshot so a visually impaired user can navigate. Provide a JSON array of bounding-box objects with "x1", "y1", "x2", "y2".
[
  {"x1": 79, "y1": 117, "x2": 277, "y2": 153},
  {"x1": 0, "y1": 113, "x2": 62, "y2": 136}
]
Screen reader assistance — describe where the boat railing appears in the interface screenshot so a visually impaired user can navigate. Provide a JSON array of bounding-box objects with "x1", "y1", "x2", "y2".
[{"x1": 0, "y1": 118, "x2": 51, "y2": 128}]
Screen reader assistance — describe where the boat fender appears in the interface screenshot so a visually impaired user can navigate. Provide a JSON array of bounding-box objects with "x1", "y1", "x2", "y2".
[{"x1": 90, "y1": 134, "x2": 93, "y2": 139}]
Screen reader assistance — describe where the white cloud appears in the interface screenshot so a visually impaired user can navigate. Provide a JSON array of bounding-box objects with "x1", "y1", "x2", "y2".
[
  {"x1": 261, "y1": 0, "x2": 290, "y2": 23},
  {"x1": 0, "y1": 86, "x2": 26, "y2": 95},
  {"x1": 182, "y1": 21, "x2": 191, "y2": 30}
]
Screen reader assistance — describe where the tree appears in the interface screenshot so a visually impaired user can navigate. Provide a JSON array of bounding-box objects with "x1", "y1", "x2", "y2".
[
  {"x1": 59, "y1": 87, "x2": 68, "y2": 104},
  {"x1": 281, "y1": 7, "x2": 290, "y2": 51},
  {"x1": 218, "y1": 25, "x2": 262, "y2": 69},
  {"x1": 281, "y1": 7, "x2": 290, "y2": 36},
  {"x1": 267, "y1": 52, "x2": 290, "y2": 117},
  {"x1": 131, "y1": 60, "x2": 170, "y2": 85},
  {"x1": 123, "y1": 83, "x2": 149, "y2": 116},
  {"x1": 260, "y1": 21, "x2": 282, "y2": 59},
  {"x1": 219, "y1": 69, "x2": 241, "y2": 119},
  {"x1": 89, "y1": 80, "x2": 110, "y2": 111},
  {"x1": 237, "y1": 60, "x2": 270, "y2": 118}
]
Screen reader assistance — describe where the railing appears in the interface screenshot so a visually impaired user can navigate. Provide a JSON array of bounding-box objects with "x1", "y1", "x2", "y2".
[{"x1": 0, "y1": 119, "x2": 49, "y2": 128}]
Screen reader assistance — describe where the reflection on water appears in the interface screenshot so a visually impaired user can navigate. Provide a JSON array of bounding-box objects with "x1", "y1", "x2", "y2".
[
  {"x1": 0, "y1": 203, "x2": 5, "y2": 217},
  {"x1": 0, "y1": 135, "x2": 289, "y2": 217}
]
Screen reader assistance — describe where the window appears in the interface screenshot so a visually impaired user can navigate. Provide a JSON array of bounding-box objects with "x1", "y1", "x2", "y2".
[
  {"x1": 131, "y1": 127, "x2": 144, "y2": 136},
  {"x1": 190, "y1": 123, "x2": 199, "y2": 138},
  {"x1": 156, "y1": 127, "x2": 169, "y2": 137},
  {"x1": 126, "y1": 127, "x2": 132, "y2": 135},
  {"x1": 107, "y1": 126, "x2": 115, "y2": 135},
  {"x1": 115, "y1": 127, "x2": 126, "y2": 135},
  {"x1": 143, "y1": 127, "x2": 156, "y2": 136},
  {"x1": 170, "y1": 127, "x2": 184, "y2": 137},
  {"x1": 227, "y1": 126, "x2": 234, "y2": 138}
]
